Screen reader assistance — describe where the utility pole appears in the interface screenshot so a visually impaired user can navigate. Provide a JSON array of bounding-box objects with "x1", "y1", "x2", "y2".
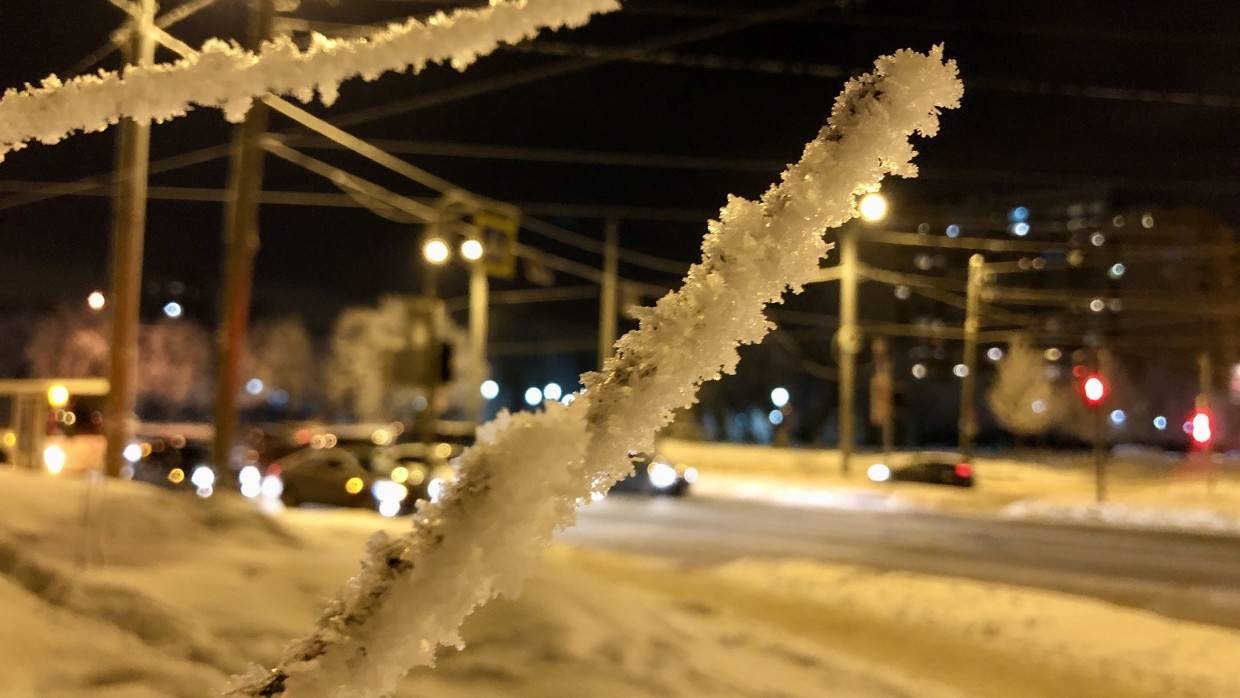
[
  {"x1": 212, "y1": 0, "x2": 275, "y2": 478},
  {"x1": 103, "y1": 0, "x2": 157, "y2": 479},
  {"x1": 468, "y1": 255, "x2": 488, "y2": 423},
  {"x1": 598, "y1": 219, "x2": 619, "y2": 367},
  {"x1": 958, "y1": 254, "x2": 984, "y2": 461},
  {"x1": 837, "y1": 229, "x2": 859, "y2": 475},
  {"x1": 870, "y1": 337, "x2": 894, "y2": 458}
]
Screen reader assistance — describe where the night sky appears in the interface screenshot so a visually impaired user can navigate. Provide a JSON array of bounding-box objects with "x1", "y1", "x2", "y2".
[{"x1": 1, "y1": 0, "x2": 1238, "y2": 372}]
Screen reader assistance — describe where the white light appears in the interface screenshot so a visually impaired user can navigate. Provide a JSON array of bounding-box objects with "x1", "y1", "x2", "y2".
[
  {"x1": 858, "y1": 192, "x2": 889, "y2": 223},
  {"x1": 945, "y1": 224, "x2": 961, "y2": 238},
  {"x1": 196, "y1": 485, "x2": 214, "y2": 499},
  {"x1": 1109, "y1": 409, "x2": 1126, "y2": 426},
  {"x1": 768, "y1": 409, "x2": 784, "y2": 425},
  {"x1": 43, "y1": 444, "x2": 66, "y2": 475},
  {"x1": 190, "y1": 466, "x2": 215, "y2": 489},
  {"x1": 1011, "y1": 222, "x2": 1030, "y2": 237},
  {"x1": 1153, "y1": 416, "x2": 1168, "y2": 431},
  {"x1": 480, "y1": 379, "x2": 500, "y2": 400},
  {"x1": 123, "y1": 443, "x2": 142, "y2": 463},
  {"x1": 422, "y1": 237, "x2": 450, "y2": 265},
  {"x1": 1084, "y1": 377, "x2": 1106, "y2": 403},
  {"x1": 245, "y1": 378, "x2": 264, "y2": 396},
  {"x1": 1089, "y1": 298, "x2": 1106, "y2": 313},
  {"x1": 427, "y1": 478, "x2": 445, "y2": 503},
  {"x1": 867, "y1": 463, "x2": 891, "y2": 483},
  {"x1": 1090, "y1": 232, "x2": 1107, "y2": 247},
  {"x1": 1108, "y1": 263, "x2": 1126, "y2": 280},
  {"x1": 986, "y1": 347, "x2": 1004, "y2": 362},
  {"x1": 894, "y1": 285, "x2": 911, "y2": 300},
  {"x1": 1031, "y1": 399, "x2": 1047, "y2": 414},
  {"x1": 1192, "y1": 413, "x2": 1213, "y2": 443},
  {"x1": 543, "y1": 382, "x2": 563, "y2": 401},
  {"x1": 163, "y1": 301, "x2": 183, "y2": 319},
  {"x1": 378, "y1": 500, "x2": 401, "y2": 517},
  {"x1": 260, "y1": 474, "x2": 284, "y2": 499},
  {"x1": 770, "y1": 386, "x2": 790, "y2": 408},
  {"x1": 239, "y1": 465, "x2": 261, "y2": 487},
  {"x1": 1141, "y1": 212, "x2": 1155, "y2": 229},
  {"x1": 87, "y1": 291, "x2": 106, "y2": 311},
  {"x1": 459, "y1": 238, "x2": 484, "y2": 262},
  {"x1": 648, "y1": 462, "x2": 678, "y2": 489},
  {"x1": 240, "y1": 481, "x2": 261, "y2": 498},
  {"x1": 523, "y1": 387, "x2": 543, "y2": 406},
  {"x1": 683, "y1": 467, "x2": 698, "y2": 484},
  {"x1": 561, "y1": 394, "x2": 575, "y2": 406},
  {"x1": 1044, "y1": 347, "x2": 1062, "y2": 361},
  {"x1": 372, "y1": 479, "x2": 409, "y2": 503},
  {"x1": 911, "y1": 363, "x2": 927, "y2": 380},
  {"x1": 953, "y1": 363, "x2": 969, "y2": 378}
]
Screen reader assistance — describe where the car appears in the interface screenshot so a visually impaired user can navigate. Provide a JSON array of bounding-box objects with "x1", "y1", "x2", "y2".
[
  {"x1": 270, "y1": 444, "x2": 418, "y2": 516},
  {"x1": 131, "y1": 437, "x2": 216, "y2": 493},
  {"x1": 866, "y1": 453, "x2": 974, "y2": 488},
  {"x1": 609, "y1": 453, "x2": 696, "y2": 497},
  {"x1": 371, "y1": 442, "x2": 461, "y2": 506}
]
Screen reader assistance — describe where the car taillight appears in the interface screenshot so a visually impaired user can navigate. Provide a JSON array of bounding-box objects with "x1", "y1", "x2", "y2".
[
  {"x1": 266, "y1": 463, "x2": 281, "y2": 476},
  {"x1": 954, "y1": 463, "x2": 972, "y2": 478}
]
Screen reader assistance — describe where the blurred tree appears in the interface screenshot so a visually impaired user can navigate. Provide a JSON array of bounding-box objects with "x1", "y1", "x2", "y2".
[
  {"x1": 245, "y1": 316, "x2": 315, "y2": 410},
  {"x1": 987, "y1": 341, "x2": 1059, "y2": 440}
]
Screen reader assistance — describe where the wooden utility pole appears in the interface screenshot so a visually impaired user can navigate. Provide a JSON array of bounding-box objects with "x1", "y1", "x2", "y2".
[
  {"x1": 598, "y1": 219, "x2": 619, "y2": 367},
  {"x1": 103, "y1": 0, "x2": 157, "y2": 479},
  {"x1": 212, "y1": 0, "x2": 275, "y2": 477},
  {"x1": 958, "y1": 254, "x2": 984, "y2": 461},
  {"x1": 837, "y1": 229, "x2": 859, "y2": 475}
]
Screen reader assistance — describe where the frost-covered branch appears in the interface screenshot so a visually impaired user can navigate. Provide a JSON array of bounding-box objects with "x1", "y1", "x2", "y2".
[
  {"x1": 230, "y1": 47, "x2": 962, "y2": 698},
  {"x1": 0, "y1": 0, "x2": 620, "y2": 162}
]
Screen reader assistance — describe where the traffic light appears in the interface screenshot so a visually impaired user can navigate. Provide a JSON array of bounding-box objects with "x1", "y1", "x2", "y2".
[
  {"x1": 1081, "y1": 373, "x2": 1108, "y2": 407},
  {"x1": 1189, "y1": 409, "x2": 1214, "y2": 448}
]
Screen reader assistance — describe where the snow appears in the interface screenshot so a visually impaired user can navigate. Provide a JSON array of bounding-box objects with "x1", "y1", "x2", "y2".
[
  {"x1": 660, "y1": 438, "x2": 1240, "y2": 534},
  {"x1": 0, "y1": 0, "x2": 621, "y2": 162},
  {"x1": 5, "y1": 468, "x2": 1240, "y2": 698},
  {"x1": 222, "y1": 47, "x2": 961, "y2": 697}
]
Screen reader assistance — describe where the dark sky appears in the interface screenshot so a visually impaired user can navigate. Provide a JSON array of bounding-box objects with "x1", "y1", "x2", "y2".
[{"x1": 1, "y1": 0, "x2": 1238, "y2": 342}]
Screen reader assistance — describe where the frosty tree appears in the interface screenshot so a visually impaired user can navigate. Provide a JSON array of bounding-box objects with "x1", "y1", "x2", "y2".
[
  {"x1": 230, "y1": 47, "x2": 962, "y2": 698},
  {"x1": 987, "y1": 341, "x2": 1059, "y2": 438},
  {"x1": 246, "y1": 317, "x2": 315, "y2": 410}
]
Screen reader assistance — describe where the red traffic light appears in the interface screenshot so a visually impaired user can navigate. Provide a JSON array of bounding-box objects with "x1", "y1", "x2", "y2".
[
  {"x1": 1190, "y1": 409, "x2": 1214, "y2": 447},
  {"x1": 1081, "y1": 374, "x2": 1108, "y2": 407}
]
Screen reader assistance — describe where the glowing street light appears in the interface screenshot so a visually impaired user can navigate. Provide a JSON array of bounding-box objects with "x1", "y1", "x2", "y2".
[
  {"x1": 770, "y1": 386, "x2": 789, "y2": 408},
  {"x1": 858, "y1": 192, "x2": 889, "y2": 223},
  {"x1": 47, "y1": 384, "x2": 70, "y2": 408},
  {"x1": 543, "y1": 382, "x2": 563, "y2": 401},
  {"x1": 460, "y1": 238, "x2": 484, "y2": 262},
  {"x1": 480, "y1": 379, "x2": 499, "y2": 400},
  {"x1": 163, "y1": 301, "x2": 183, "y2": 319},
  {"x1": 422, "y1": 237, "x2": 450, "y2": 265},
  {"x1": 87, "y1": 291, "x2": 106, "y2": 311},
  {"x1": 523, "y1": 386, "x2": 543, "y2": 407}
]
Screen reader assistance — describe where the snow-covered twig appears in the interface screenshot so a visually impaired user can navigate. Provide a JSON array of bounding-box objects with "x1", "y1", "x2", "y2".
[
  {"x1": 229, "y1": 47, "x2": 962, "y2": 698},
  {"x1": 0, "y1": 0, "x2": 620, "y2": 162}
]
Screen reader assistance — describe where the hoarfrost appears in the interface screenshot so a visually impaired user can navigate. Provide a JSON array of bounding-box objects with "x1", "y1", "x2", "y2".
[
  {"x1": 230, "y1": 46, "x2": 962, "y2": 698},
  {"x1": 0, "y1": 0, "x2": 621, "y2": 162}
]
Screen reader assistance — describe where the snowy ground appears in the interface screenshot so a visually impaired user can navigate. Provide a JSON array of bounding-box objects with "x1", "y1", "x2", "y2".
[
  {"x1": 661, "y1": 439, "x2": 1240, "y2": 535},
  {"x1": 4, "y1": 469, "x2": 1240, "y2": 697}
]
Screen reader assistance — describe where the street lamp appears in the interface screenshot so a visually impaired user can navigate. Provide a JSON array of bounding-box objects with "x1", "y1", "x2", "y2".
[
  {"x1": 422, "y1": 237, "x2": 450, "y2": 265},
  {"x1": 858, "y1": 192, "x2": 889, "y2": 223},
  {"x1": 460, "y1": 238, "x2": 484, "y2": 262},
  {"x1": 770, "y1": 386, "x2": 789, "y2": 408},
  {"x1": 87, "y1": 290, "x2": 106, "y2": 311}
]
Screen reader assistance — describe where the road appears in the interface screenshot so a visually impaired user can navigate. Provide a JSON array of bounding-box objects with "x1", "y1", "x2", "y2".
[{"x1": 560, "y1": 493, "x2": 1240, "y2": 630}]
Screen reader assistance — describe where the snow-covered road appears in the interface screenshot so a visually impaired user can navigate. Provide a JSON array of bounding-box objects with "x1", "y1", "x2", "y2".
[{"x1": 563, "y1": 494, "x2": 1240, "y2": 630}]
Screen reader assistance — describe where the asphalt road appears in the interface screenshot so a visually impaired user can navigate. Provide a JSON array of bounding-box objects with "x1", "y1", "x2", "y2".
[{"x1": 560, "y1": 493, "x2": 1240, "y2": 630}]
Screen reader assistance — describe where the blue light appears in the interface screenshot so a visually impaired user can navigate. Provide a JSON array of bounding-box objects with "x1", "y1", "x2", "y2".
[
  {"x1": 1109, "y1": 409, "x2": 1127, "y2": 426},
  {"x1": 1153, "y1": 415, "x2": 1168, "y2": 431},
  {"x1": 245, "y1": 378, "x2": 264, "y2": 395},
  {"x1": 1009, "y1": 206, "x2": 1030, "y2": 223},
  {"x1": 162, "y1": 301, "x2": 183, "y2": 319},
  {"x1": 768, "y1": 409, "x2": 784, "y2": 426},
  {"x1": 945, "y1": 224, "x2": 961, "y2": 238}
]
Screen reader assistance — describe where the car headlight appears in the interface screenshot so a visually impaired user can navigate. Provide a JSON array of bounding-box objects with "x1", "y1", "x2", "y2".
[
  {"x1": 371, "y1": 479, "x2": 409, "y2": 503},
  {"x1": 683, "y1": 466, "x2": 698, "y2": 484},
  {"x1": 867, "y1": 463, "x2": 891, "y2": 483},
  {"x1": 648, "y1": 462, "x2": 678, "y2": 489},
  {"x1": 43, "y1": 444, "x2": 66, "y2": 475}
]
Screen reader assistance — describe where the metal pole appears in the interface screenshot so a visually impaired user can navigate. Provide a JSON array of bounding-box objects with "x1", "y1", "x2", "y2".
[
  {"x1": 838, "y1": 229, "x2": 858, "y2": 475},
  {"x1": 468, "y1": 259, "x2": 489, "y2": 423},
  {"x1": 212, "y1": 0, "x2": 274, "y2": 479},
  {"x1": 598, "y1": 219, "x2": 619, "y2": 367},
  {"x1": 103, "y1": 0, "x2": 157, "y2": 479},
  {"x1": 958, "y1": 254, "x2": 984, "y2": 461}
]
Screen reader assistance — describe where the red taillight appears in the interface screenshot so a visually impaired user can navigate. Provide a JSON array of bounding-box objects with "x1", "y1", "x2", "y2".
[
  {"x1": 266, "y1": 463, "x2": 281, "y2": 476},
  {"x1": 954, "y1": 463, "x2": 972, "y2": 478}
]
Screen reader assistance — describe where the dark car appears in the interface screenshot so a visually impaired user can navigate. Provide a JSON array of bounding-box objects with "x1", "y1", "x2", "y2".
[
  {"x1": 272, "y1": 445, "x2": 418, "y2": 516},
  {"x1": 131, "y1": 437, "x2": 214, "y2": 491},
  {"x1": 868, "y1": 453, "x2": 974, "y2": 488},
  {"x1": 609, "y1": 453, "x2": 696, "y2": 497}
]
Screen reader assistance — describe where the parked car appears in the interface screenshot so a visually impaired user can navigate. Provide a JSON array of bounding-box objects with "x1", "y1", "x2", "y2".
[
  {"x1": 609, "y1": 453, "x2": 696, "y2": 497},
  {"x1": 131, "y1": 437, "x2": 214, "y2": 492},
  {"x1": 272, "y1": 445, "x2": 413, "y2": 516},
  {"x1": 867, "y1": 452, "x2": 974, "y2": 488}
]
